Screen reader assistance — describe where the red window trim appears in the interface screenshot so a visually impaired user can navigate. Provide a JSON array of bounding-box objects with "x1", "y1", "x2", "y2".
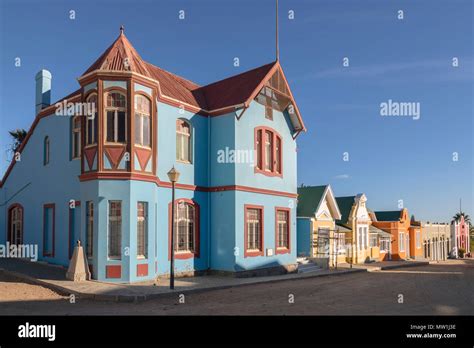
[
  {"x1": 244, "y1": 204, "x2": 265, "y2": 257},
  {"x1": 254, "y1": 126, "x2": 283, "y2": 177},
  {"x1": 43, "y1": 203, "x2": 55, "y2": 257},
  {"x1": 168, "y1": 198, "x2": 200, "y2": 260},
  {"x1": 7, "y1": 203, "x2": 24, "y2": 245},
  {"x1": 275, "y1": 207, "x2": 291, "y2": 254},
  {"x1": 68, "y1": 200, "x2": 81, "y2": 259}
]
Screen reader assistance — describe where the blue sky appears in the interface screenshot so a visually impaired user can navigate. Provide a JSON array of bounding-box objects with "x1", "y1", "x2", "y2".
[{"x1": 0, "y1": 0, "x2": 472, "y2": 222}]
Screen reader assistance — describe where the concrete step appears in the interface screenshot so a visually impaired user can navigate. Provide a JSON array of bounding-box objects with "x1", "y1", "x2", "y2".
[
  {"x1": 297, "y1": 263, "x2": 321, "y2": 274},
  {"x1": 297, "y1": 257, "x2": 311, "y2": 265}
]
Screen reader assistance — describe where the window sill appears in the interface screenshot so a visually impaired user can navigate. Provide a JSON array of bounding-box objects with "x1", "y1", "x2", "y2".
[
  {"x1": 275, "y1": 247, "x2": 290, "y2": 255},
  {"x1": 244, "y1": 250, "x2": 264, "y2": 258},
  {"x1": 254, "y1": 168, "x2": 282, "y2": 178},
  {"x1": 137, "y1": 256, "x2": 147, "y2": 260},
  {"x1": 176, "y1": 159, "x2": 192, "y2": 165},
  {"x1": 171, "y1": 251, "x2": 197, "y2": 260},
  {"x1": 84, "y1": 144, "x2": 97, "y2": 149},
  {"x1": 104, "y1": 142, "x2": 127, "y2": 146},
  {"x1": 135, "y1": 145, "x2": 152, "y2": 150}
]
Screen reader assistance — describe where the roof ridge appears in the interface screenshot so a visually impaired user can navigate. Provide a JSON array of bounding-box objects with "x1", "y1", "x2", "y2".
[{"x1": 200, "y1": 61, "x2": 277, "y2": 89}]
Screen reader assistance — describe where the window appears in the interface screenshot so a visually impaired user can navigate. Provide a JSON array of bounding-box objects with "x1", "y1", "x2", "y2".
[
  {"x1": 380, "y1": 238, "x2": 390, "y2": 252},
  {"x1": 43, "y1": 136, "x2": 50, "y2": 165},
  {"x1": 175, "y1": 201, "x2": 195, "y2": 253},
  {"x1": 108, "y1": 201, "x2": 122, "y2": 259},
  {"x1": 255, "y1": 127, "x2": 282, "y2": 176},
  {"x1": 137, "y1": 202, "x2": 148, "y2": 258},
  {"x1": 86, "y1": 201, "x2": 93, "y2": 258},
  {"x1": 72, "y1": 117, "x2": 81, "y2": 159},
  {"x1": 316, "y1": 228, "x2": 329, "y2": 256},
  {"x1": 264, "y1": 130, "x2": 273, "y2": 171},
  {"x1": 245, "y1": 205, "x2": 264, "y2": 257},
  {"x1": 276, "y1": 208, "x2": 290, "y2": 253},
  {"x1": 8, "y1": 204, "x2": 23, "y2": 246},
  {"x1": 86, "y1": 94, "x2": 98, "y2": 145},
  {"x1": 134, "y1": 95, "x2": 151, "y2": 147},
  {"x1": 176, "y1": 119, "x2": 191, "y2": 162},
  {"x1": 416, "y1": 230, "x2": 421, "y2": 249},
  {"x1": 358, "y1": 227, "x2": 363, "y2": 250},
  {"x1": 399, "y1": 232, "x2": 405, "y2": 252},
  {"x1": 369, "y1": 234, "x2": 378, "y2": 248},
  {"x1": 105, "y1": 92, "x2": 126, "y2": 143},
  {"x1": 43, "y1": 204, "x2": 55, "y2": 257}
]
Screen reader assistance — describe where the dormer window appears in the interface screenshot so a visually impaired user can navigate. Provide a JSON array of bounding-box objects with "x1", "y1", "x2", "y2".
[
  {"x1": 134, "y1": 94, "x2": 151, "y2": 147},
  {"x1": 105, "y1": 91, "x2": 126, "y2": 143}
]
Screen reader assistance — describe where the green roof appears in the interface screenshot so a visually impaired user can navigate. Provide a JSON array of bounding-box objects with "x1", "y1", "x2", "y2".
[
  {"x1": 374, "y1": 211, "x2": 401, "y2": 222},
  {"x1": 297, "y1": 185, "x2": 328, "y2": 217},
  {"x1": 335, "y1": 196, "x2": 356, "y2": 224}
]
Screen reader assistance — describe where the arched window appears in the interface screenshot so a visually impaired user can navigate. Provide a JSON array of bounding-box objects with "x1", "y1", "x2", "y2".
[
  {"x1": 176, "y1": 119, "x2": 191, "y2": 163},
  {"x1": 105, "y1": 91, "x2": 126, "y2": 143},
  {"x1": 8, "y1": 204, "x2": 23, "y2": 245},
  {"x1": 134, "y1": 95, "x2": 151, "y2": 147},
  {"x1": 169, "y1": 199, "x2": 200, "y2": 258},
  {"x1": 85, "y1": 94, "x2": 98, "y2": 145},
  {"x1": 43, "y1": 136, "x2": 50, "y2": 165},
  {"x1": 72, "y1": 116, "x2": 81, "y2": 159}
]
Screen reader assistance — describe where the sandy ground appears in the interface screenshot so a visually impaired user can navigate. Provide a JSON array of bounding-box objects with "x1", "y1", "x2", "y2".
[
  {"x1": 0, "y1": 260, "x2": 473, "y2": 315},
  {"x1": 0, "y1": 275, "x2": 66, "y2": 303}
]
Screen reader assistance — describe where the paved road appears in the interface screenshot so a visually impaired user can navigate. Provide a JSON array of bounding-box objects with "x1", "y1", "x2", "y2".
[{"x1": 0, "y1": 260, "x2": 473, "y2": 315}]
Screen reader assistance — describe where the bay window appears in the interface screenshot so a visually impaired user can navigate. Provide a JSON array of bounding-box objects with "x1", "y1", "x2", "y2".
[
  {"x1": 105, "y1": 92, "x2": 126, "y2": 143},
  {"x1": 134, "y1": 95, "x2": 151, "y2": 147}
]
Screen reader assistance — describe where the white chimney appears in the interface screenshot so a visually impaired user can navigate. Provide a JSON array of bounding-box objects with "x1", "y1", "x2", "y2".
[{"x1": 35, "y1": 69, "x2": 52, "y2": 114}]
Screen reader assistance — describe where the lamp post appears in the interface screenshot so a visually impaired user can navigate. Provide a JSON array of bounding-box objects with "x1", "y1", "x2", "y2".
[{"x1": 167, "y1": 166, "x2": 180, "y2": 290}]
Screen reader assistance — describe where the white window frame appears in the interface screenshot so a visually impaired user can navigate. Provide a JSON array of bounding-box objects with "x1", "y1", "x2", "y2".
[
  {"x1": 134, "y1": 95, "x2": 151, "y2": 148},
  {"x1": 105, "y1": 92, "x2": 127, "y2": 144},
  {"x1": 174, "y1": 201, "x2": 195, "y2": 253},
  {"x1": 399, "y1": 232, "x2": 406, "y2": 252},
  {"x1": 85, "y1": 94, "x2": 98, "y2": 146},
  {"x1": 137, "y1": 202, "x2": 148, "y2": 258},
  {"x1": 176, "y1": 119, "x2": 192, "y2": 163}
]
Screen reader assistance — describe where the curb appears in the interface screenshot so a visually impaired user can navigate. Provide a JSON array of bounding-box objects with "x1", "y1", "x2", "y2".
[{"x1": 0, "y1": 267, "x2": 366, "y2": 303}]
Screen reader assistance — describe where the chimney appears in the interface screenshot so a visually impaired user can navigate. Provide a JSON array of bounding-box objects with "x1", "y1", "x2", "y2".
[{"x1": 35, "y1": 69, "x2": 52, "y2": 114}]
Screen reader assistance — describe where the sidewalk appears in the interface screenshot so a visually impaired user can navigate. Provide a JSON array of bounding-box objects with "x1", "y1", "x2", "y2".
[
  {"x1": 338, "y1": 260, "x2": 429, "y2": 272},
  {"x1": 0, "y1": 258, "x2": 364, "y2": 302}
]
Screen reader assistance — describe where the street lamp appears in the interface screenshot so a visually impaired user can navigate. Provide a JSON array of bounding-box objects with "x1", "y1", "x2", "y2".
[{"x1": 167, "y1": 166, "x2": 180, "y2": 290}]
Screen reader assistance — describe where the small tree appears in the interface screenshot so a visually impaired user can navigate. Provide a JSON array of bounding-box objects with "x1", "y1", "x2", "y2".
[{"x1": 8, "y1": 129, "x2": 27, "y2": 153}]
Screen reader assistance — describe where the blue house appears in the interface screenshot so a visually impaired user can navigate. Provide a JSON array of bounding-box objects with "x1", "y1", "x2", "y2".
[{"x1": 0, "y1": 29, "x2": 306, "y2": 283}]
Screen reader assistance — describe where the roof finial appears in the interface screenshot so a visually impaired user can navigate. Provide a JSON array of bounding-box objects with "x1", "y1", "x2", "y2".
[
  {"x1": 120, "y1": 24, "x2": 125, "y2": 35},
  {"x1": 276, "y1": 0, "x2": 279, "y2": 61}
]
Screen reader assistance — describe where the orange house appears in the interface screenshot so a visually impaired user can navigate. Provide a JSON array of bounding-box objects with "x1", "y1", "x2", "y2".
[{"x1": 371, "y1": 209, "x2": 423, "y2": 261}]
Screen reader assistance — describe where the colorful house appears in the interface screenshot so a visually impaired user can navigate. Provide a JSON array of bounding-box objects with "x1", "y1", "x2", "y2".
[
  {"x1": 0, "y1": 29, "x2": 306, "y2": 283},
  {"x1": 421, "y1": 221, "x2": 451, "y2": 260},
  {"x1": 371, "y1": 209, "x2": 423, "y2": 261},
  {"x1": 335, "y1": 194, "x2": 373, "y2": 264},
  {"x1": 296, "y1": 185, "x2": 345, "y2": 268},
  {"x1": 451, "y1": 215, "x2": 470, "y2": 257}
]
